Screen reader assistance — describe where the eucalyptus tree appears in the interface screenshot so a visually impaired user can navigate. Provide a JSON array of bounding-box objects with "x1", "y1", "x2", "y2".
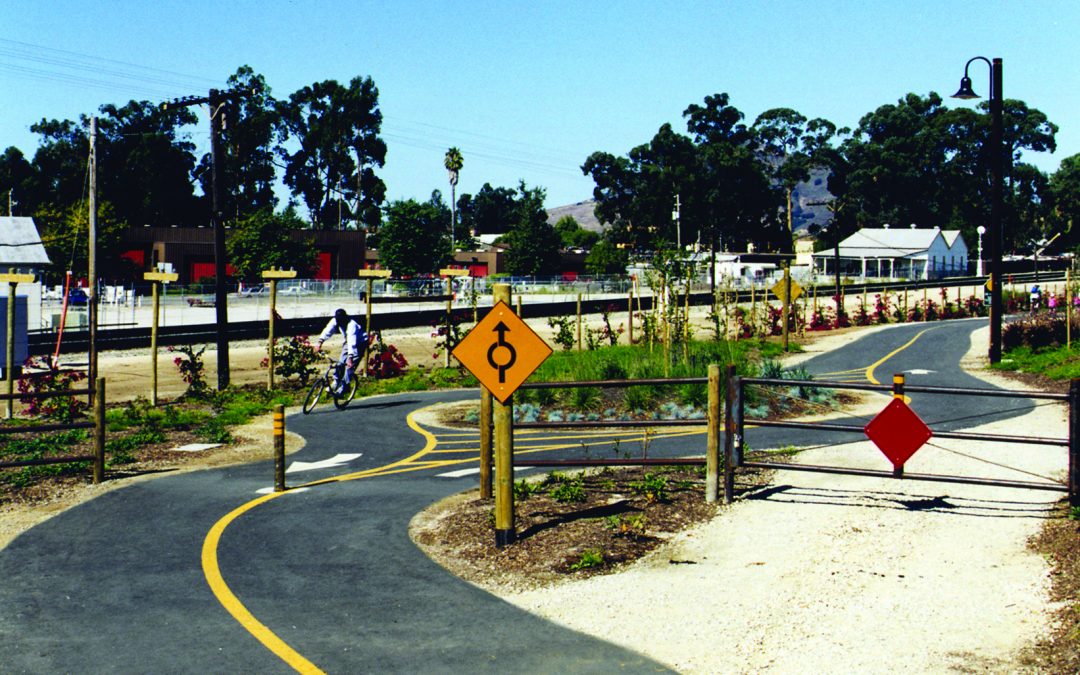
[
  {"x1": 444, "y1": 147, "x2": 463, "y2": 249},
  {"x1": 752, "y1": 109, "x2": 843, "y2": 251},
  {"x1": 0, "y1": 147, "x2": 33, "y2": 215},
  {"x1": 1049, "y1": 154, "x2": 1080, "y2": 247},
  {"x1": 456, "y1": 182, "x2": 519, "y2": 236},
  {"x1": 583, "y1": 123, "x2": 702, "y2": 251},
  {"x1": 379, "y1": 191, "x2": 451, "y2": 276},
  {"x1": 683, "y1": 93, "x2": 783, "y2": 254},
  {"x1": 842, "y1": 91, "x2": 1057, "y2": 252},
  {"x1": 502, "y1": 182, "x2": 562, "y2": 276},
  {"x1": 278, "y1": 76, "x2": 386, "y2": 229},
  {"x1": 194, "y1": 66, "x2": 284, "y2": 219}
]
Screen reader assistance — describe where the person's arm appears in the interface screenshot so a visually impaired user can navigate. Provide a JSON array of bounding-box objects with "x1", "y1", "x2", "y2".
[{"x1": 315, "y1": 318, "x2": 336, "y2": 351}]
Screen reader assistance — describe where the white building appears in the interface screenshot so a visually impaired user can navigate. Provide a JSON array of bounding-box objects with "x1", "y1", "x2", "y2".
[
  {"x1": 0, "y1": 217, "x2": 51, "y2": 361},
  {"x1": 812, "y1": 225, "x2": 969, "y2": 280}
]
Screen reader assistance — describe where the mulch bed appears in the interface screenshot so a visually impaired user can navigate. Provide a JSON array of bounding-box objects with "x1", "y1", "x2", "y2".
[{"x1": 412, "y1": 464, "x2": 772, "y2": 592}]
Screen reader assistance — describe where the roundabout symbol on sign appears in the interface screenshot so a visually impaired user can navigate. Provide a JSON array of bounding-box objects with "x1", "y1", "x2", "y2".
[{"x1": 487, "y1": 322, "x2": 517, "y2": 383}]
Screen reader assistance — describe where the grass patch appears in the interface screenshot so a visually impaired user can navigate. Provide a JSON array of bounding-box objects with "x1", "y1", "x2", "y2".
[{"x1": 993, "y1": 343, "x2": 1080, "y2": 380}]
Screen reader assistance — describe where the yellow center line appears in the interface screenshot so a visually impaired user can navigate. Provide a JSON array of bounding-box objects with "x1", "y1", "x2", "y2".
[
  {"x1": 203, "y1": 405, "x2": 707, "y2": 670},
  {"x1": 864, "y1": 326, "x2": 935, "y2": 385},
  {"x1": 202, "y1": 493, "x2": 324, "y2": 674},
  {"x1": 201, "y1": 406, "x2": 442, "y2": 673}
]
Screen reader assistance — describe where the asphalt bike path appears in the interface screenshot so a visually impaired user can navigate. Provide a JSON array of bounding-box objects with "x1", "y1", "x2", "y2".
[{"x1": 0, "y1": 318, "x2": 1046, "y2": 672}]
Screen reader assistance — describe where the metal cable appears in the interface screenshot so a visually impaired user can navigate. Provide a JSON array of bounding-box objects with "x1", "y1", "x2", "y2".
[{"x1": 921, "y1": 439, "x2": 1063, "y2": 484}]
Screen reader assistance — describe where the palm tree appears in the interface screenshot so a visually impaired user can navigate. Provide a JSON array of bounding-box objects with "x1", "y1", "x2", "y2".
[{"x1": 444, "y1": 147, "x2": 463, "y2": 251}]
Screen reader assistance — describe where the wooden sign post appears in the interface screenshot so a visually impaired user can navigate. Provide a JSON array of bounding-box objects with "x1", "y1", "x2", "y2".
[
  {"x1": 357, "y1": 269, "x2": 392, "y2": 373},
  {"x1": 143, "y1": 271, "x2": 178, "y2": 405},
  {"x1": 439, "y1": 268, "x2": 469, "y2": 367},
  {"x1": 261, "y1": 268, "x2": 297, "y2": 390}
]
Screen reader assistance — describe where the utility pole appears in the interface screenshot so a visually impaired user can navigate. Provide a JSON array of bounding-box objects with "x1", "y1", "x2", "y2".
[
  {"x1": 162, "y1": 86, "x2": 255, "y2": 390},
  {"x1": 672, "y1": 194, "x2": 682, "y2": 250},
  {"x1": 88, "y1": 117, "x2": 98, "y2": 402}
]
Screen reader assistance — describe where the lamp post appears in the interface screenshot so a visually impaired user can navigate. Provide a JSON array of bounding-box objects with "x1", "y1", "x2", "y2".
[
  {"x1": 976, "y1": 225, "x2": 985, "y2": 277},
  {"x1": 952, "y1": 56, "x2": 1004, "y2": 363}
]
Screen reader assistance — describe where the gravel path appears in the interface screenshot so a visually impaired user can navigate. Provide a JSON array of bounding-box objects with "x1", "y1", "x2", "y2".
[{"x1": 502, "y1": 326, "x2": 1060, "y2": 673}]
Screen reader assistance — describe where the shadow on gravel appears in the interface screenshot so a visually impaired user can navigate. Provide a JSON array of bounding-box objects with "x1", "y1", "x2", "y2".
[{"x1": 744, "y1": 484, "x2": 1059, "y2": 519}]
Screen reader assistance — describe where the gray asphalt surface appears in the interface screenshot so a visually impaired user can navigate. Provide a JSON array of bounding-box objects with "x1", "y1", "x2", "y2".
[{"x1": 0, "y1": 317, "x2": 1042, "y2": 673}]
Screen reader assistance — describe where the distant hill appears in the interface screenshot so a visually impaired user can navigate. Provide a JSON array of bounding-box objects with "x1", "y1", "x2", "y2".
[
  {"x1": 546, "y1": 170, "x2": 836, "y2": 238},
  {"x1": 789, "y1": 167, "x2": 835, "y2": 234},
  {"x1": 546, "y1": 200, "x2": 604, "y2": 233}
]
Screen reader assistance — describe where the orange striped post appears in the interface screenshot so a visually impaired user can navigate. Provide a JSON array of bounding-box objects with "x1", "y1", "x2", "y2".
[{"x1": 273, "y1": 404, "x2": 285, "y2": 492}]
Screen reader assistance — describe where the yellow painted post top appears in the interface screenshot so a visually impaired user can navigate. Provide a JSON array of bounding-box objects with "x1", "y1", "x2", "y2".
[
  {"x1": 357, "y1": 269, "x2": 392, "y2": 278},
  {"x1": 143, "y1": 271, "x2": 179, "y2": 283},
  {"x1": 439, "y1": 268, "x2": 470, "y2": 277},
  {"x1": 261, "y1": 268, "x2": 298, "y2": 279},
  {"x1": 0, "y1": 273, "x2": 36, "y2": 284}
]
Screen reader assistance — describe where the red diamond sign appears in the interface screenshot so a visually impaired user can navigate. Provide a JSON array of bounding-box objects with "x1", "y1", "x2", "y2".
[{"x1": 863, "y1": 398, "x2": 933, "y2": 470}]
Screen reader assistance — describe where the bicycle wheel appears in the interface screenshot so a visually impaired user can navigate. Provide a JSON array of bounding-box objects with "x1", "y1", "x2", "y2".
[
  {"x1": 303, "y1": 374, "x2": 327, "y2": 414},
  {"x1": 333, "y1": 375, "x2": 358, "y2": 409}
]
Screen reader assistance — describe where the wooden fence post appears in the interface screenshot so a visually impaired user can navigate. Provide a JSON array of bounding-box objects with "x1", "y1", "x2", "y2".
[
  {"x1": 723, "y1": 363, "x2": 738, "y2": 503},
  {"x1": 706, "y1": 364, "x2": 721, "y2": 502},
  {"x1": 1070, "y1": 379, "x2": 1080, "y2": 507},
  {"x1": 576, "y1": 293, "x2": 582, "y2": 350},
  {"x1": 93, "y1": 377, "x2": 105, "y2": 484}
]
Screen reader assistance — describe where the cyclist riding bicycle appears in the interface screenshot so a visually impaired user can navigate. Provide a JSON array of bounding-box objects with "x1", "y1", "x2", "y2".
[{"x1": 315, "y1": 308, "x2": 368, "y2": 394}]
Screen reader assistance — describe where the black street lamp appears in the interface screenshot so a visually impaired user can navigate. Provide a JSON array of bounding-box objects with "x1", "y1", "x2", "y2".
[{"x1": 952, "y1": 56, "x2": 1004, "y2": 363}]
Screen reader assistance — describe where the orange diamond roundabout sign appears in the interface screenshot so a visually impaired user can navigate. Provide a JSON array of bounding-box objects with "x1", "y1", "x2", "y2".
[{"x1": 452, "y1": 301, "x2": 552, "y2": 404}]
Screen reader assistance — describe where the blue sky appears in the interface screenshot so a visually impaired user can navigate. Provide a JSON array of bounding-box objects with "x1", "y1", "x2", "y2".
[{"x1": 2, "y1": 1, "x2": 1078, "y2": 212}]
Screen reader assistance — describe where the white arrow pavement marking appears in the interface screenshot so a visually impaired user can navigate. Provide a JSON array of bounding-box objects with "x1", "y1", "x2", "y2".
[
  {"x1": 436, "y1": 466, "x2": 535, "y2": 479},
  {"x1": 906, "y1": 369, "x2": 936, "y2": 375},
  {"x1": 256, "y1": 486, "x2": 310, "y2": 494},
  {"x1": 286, "y1": 453, "x2": 363, "y2": 474}
]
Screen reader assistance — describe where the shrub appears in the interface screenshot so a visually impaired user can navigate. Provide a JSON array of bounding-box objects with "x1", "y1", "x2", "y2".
[
  {"x1": 630, "y1": 473, "x2": 669, "y2": 502},
  {"x1": 262, "y1": 335, "x2": 320, "y2": 386},
  {"x1": 548, "y1": 474, "x2": 587, "y2": 503},
  {"x1": 514, "y1": 478, "x2": 539, "y2": 500},
  {"x1": 17, "y1": 357, "x2": 88, "y2": 422},
  {"x1": 169, "y1": 344, "x2": 209, "y2": 398},
  {"x1": 604, "y1": 513, "x2": 647, "y2": 538},
  {"x1": 569, "y1": 549, "x2": 604, "y2": 570},
  {"x1": 366, "y1": 335, "x2": 409, "y2": 379},
  {"x1": 547, "y1": 316, "x2": 576, "y2": 351}
]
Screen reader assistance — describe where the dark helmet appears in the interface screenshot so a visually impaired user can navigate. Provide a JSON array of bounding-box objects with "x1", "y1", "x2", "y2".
[{"x1": 334, "y1": 308, "x2": 349, "y2": 325}]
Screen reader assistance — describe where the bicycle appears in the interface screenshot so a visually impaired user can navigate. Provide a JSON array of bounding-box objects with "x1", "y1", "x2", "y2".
[{"x1": 302, "y1": 353, "x2": 359, "y2": 414}]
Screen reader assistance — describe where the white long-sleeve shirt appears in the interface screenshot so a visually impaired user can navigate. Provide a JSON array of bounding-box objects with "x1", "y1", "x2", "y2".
[{"x1": 318, "y1": 317, "x2": 366, "y2": 360}]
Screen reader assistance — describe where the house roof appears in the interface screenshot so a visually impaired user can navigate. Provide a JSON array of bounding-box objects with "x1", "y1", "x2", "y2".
[
  {"x1": 0, "y1": 217, "x2": 51, "y2": 267},
  {"x1": 814, "y1": 227, "x2": 962, "y2": 259}
]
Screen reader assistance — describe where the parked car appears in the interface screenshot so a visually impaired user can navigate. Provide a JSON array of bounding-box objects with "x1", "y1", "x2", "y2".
[
  {"x1": 238, "y1": 284, "x2": 269, "y2": 298},
  {"x1": 279, "y1": 286, "x2": 314, "y2": 296},
  {"x1": 67, "y1": 288, "x2": 89, "y2": 305}
]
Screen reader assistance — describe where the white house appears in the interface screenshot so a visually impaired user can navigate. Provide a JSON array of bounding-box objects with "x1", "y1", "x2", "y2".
[
  {"x1": 0, "y1": 217, "x2": 51, "y2": 363},
  {"x1": 812, "y1": 225, "x2": 969, "y2": 280}
]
